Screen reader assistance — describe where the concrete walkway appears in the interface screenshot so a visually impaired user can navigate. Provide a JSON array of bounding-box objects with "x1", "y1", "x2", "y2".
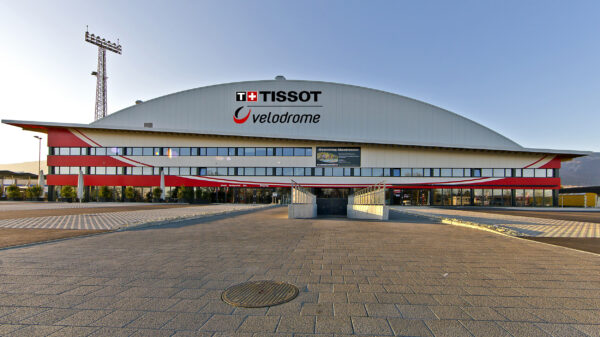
[
  {"x1": 395, "y1": 207, "x2": 600, "y2": 238},
  {"x1": 0, "y1": 207, "x2": 598, "y2": 336}
]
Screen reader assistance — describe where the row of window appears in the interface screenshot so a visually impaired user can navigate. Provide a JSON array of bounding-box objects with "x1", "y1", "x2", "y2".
[
  {"x1": 51, "y1": 166, "x2": 555, "y2": 178},
  {"x1": 51, "y1": 147, "x2": 313, "y2": 157}
]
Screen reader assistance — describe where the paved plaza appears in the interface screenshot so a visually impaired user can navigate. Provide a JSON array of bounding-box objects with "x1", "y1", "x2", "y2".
[
  {"x1": 395, "y1": 207, "x2": 600, "y2": 238},
  {"x1": 0, "y1": 207, "x2": 598, "y2": 336},
  {"x1": 0, "y1": 202, "x2": 271, "y2": 230}
]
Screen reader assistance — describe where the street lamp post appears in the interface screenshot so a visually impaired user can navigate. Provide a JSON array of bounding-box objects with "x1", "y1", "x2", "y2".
[{"x1": 33, "y1": 136, "x2": 42, "y2": 175}]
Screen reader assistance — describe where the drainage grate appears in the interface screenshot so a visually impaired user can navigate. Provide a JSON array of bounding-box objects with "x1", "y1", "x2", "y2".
[{"x1": 221, "y1": 280, "x2": 299, "y2": 308}]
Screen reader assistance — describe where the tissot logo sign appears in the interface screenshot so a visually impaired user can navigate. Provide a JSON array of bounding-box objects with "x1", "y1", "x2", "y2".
[{"x1": 233, "y1": 90, "x2": 322, "y2": 124}]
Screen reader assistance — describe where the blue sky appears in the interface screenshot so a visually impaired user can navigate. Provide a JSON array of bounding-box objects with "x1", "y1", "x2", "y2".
[{"x1": 1, "y1": 0, "x2": 599, "y2": 163}]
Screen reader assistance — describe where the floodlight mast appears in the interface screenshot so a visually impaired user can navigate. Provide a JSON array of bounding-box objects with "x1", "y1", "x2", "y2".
[{"x1": 85, "y1": 29, "x2": 122, "y2": 121}]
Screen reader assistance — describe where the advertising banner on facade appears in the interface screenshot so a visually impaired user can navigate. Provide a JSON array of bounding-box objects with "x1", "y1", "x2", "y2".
[{"x1": 316, "y1": 147, "x2": 361, "y2": 167}]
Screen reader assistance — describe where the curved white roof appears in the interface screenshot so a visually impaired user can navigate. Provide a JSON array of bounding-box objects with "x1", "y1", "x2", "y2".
[{"x1": 91, "y1": 79, "x2": 523, "y2": 151}]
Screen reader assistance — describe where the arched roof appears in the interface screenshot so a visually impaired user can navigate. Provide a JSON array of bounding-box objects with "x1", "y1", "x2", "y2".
[{"x1": 89, "y1": 79, "x2": 522, "y2": 150}]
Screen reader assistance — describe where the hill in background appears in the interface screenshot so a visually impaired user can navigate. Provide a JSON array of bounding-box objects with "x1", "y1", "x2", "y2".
[
  {"x1": 0, "y1": 161, "x2": 48, "y2": 175},
  {"x1": 561, "y1": 152, "x2": 600, "y2": 187}
]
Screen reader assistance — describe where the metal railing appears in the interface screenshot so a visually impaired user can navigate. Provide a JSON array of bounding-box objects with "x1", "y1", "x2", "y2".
[
  {"x1": 349, "y1": 181, "x2": 386, "y2": 205},
  {"x1": 291, "y1": 180, "x2": 316, "y2": 204}
]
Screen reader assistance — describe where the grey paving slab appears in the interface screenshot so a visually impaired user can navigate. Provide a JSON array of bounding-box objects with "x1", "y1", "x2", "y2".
[{"x1": 0, "y1": 207, "x2": 597, "y2": 336}]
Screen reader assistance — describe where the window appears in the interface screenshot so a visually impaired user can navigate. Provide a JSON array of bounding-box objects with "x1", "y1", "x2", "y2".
[
  {"x1": 372, "y1": 168, "x2": 383, "y2": 177},
  {"x1": 401, "y1": 168, "x2": 411, "y2": 177},
  {"x1": 535, "y1": 169, "x2": 547, "y2": 178},
  {"x1": 305, "y1": 168, "x2": 312, "y2": 176},
  {"x1": 180, "y1": 167, "x2": 191, "y2": 175},
  {"x1": 71, "y1": 147, "x2": 81, "y2": 156},
  {"x1": 315, "y1": 167, "x2": 323, "y2": 176},
  {"x1": 256, "y1": 167, "x2": 266, "y2": 176},
  {"x1": 200, "y1": 148, "x2": 207, "y2": 156},
  {"x1": 353, "y1": 168, "x2": 361, "y2": 176},
  {"x1": 441, "y1": 169, "x2": 452, "y2": 177},
  {"x1": 294, "y1": 168, "x2": 304, "y2": 176},
  {"x1": 191, "y1": 148, "x2": 199, "y2": 156},
  {"x1": 59, "y1": 148, "x2": 70, "y2": 155},
  {"x1": 547, "y1": 169, "x2": 553, "y2": 177},
  {"x1": 493, "y1": 169, "x2": 504, "y2": 177},
  {"x1": 523, "y1": 168, "x2": 534, "y2": 177},
  {"x1": 412, "y1": 168, "x2": 424, "y2": 177},
  {"x1": 324, "y1": 167, "x2": 333, "y2": 176},
  {"x1": 392, "y1": 169, "x2": 401, "y2": 177},
  {"x1": 432, "y1": 168, "x2": 440, "y2": 177},
  {"x1": 180, "y1": 147, "x2": 191, "y2": 156},
  {"x1": 283, "y1": 167, "x2": 293, "y2": 176},
  {"x1": 206, "y1": 148, "x2": 217, "y2": 156},
  {"x1": 228, "y1": 167, "x2": 236, "y2": 175},
  {"x1": 228, "y1": 148, "x2": 235, "y2": 156},
  {"x1": 306, "y1": 148, "x2": 312, "y2": 156},
  {"x1": 514, "y1": 168, "x2": 522, "y2": 177},
  {"x1": 361, "y1": 168, "x2": 372, "y2": 176},
  {"x1": 153, "y1": 167, "x2": 161, "y2": 175},
  {"x1": 132, "y1": 148, "x2": 143, "y2": 156},
  {"x1": 167, "y1": 167, "x2": 178, "y2": 175},
  {"x1": 69, "y1": 167, "x2": 80, "y2": 175},
  {"x1": 245, "y1": 147, "x2": 255, "y2": 156},
  {"x1": 266, "y1": 167, "x2": 273, "y2": 176},
  {"x1": 423, "y1": 169, "x2": 431, "y2": 177},
  {"x1": 482, "y1": 169, "x2": 493, "y2": 177},
  {"x1": 267, "y1": 148, "x2": 274, "y2": 156},
  {"x1": 282, "y1": 148, "x2": 293, "y2": 156},
  {"x1": 154, "y1": 148, "x2": 162, "y2": 156},
  {"x1": 453, "y1": 168, "x2": 464, "y2": 177},
  {"x1": 275, "y1": 168, "x2": 282, "y2": 176},
  {"x1": 199, "y1": 168, "x2": 207, "y2": 175},
  {"x1": 106, "y1": 167, "x2": 116, "y2": 175},
  {"x1": 472, "y1": 169, "x2": 481, "y2": 177},
  {"x1": 96, "y1": 147, "x2": 107, "y2": 156},
  {"x1": 206, "y1": 167, "x2": 217, "y2": 175},
  {"x1": 344, "y1": 168, "x2": 352, "y2": 176},
  {"x1": 255, "y1": 148, "x2": 267, "y2": 156},
  {"x1": 217, "y1": 148, "x2": 227, "y2": 156},
  {"x1": 217, "y1": 167, "x2": 227, "y2": 176},
  {"x1": 294, "y1": 148, "x2": 305, "y2": 156},
  {"x1": 132, "y1": 167, "x2": 143, "y2": 175},
  {"x1": 275, "y1": 148, "x2": 283, "y2": 156},
  {"x1": 383, "y1": 168, "x2": 390, "y2": 177},
  {"x1": 505, "y1": 169, "x2": 512, "y2": 177},
  {"x1": 143, "y1": 147, "x2": 153, "y2": 156},
  {"x1": 96, "y1": 167, "x2": 106, "y2": 175},
  {"x1": 333, "y1": 168, "x2": 344, "y2": 176},
  {"x1": 237, "y1": 148, "x2": 244, "y2": 156}
]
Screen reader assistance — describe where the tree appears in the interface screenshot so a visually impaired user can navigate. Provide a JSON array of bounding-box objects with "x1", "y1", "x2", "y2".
[
  {"x1": 177, "y1": 185, "x2": 193, "y2": 202},
  {"x1": 25, "y1": 185, "x2": 43, "y2": 200}
]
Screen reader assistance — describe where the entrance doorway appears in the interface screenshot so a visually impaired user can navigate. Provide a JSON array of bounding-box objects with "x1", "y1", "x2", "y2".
[
  {"x1": 314, "y1": 188, "x2": 350, "y2": 216},
  {"x1": 389, "y1": 189, "x2": 429, "y2": 206}
]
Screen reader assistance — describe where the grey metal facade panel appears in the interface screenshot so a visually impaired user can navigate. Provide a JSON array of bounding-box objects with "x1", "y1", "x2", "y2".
[{"x1": 90, "y1": 80, "x2": 522, "y2": 150}]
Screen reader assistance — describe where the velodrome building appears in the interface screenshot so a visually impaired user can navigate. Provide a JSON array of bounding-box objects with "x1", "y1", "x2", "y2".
[{"x1": 3, "y1": 77, "x2": 588, "y2": 206}]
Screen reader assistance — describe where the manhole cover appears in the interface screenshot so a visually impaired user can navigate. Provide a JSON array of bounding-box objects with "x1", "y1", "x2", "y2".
[{"x1": 221, "y1": 280, "x2": 299, "y2": 308}]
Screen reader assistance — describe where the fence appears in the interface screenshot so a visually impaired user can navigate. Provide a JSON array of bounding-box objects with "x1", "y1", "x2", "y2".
[
  {"x1": 289, "y1": 180, "x2": 317, "y2": 218},
  {"x1": 291, "y1": 180, "x2": 316, "y2": 204},
  {"x1": 349, "y1": 181, "x2": 386, "y2": 205}
]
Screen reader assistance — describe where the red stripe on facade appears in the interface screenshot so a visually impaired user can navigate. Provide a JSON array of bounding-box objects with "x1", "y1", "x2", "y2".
[
  {"x1": 72, "y1": 129, "x2": 101, "y2": 146},
  {"x1": 539, "y1": 156, "x2": 561, "y2": 169},
  {"x1": 47, "y1": 156, "x2": 135, "y2": 167},
  {"x1": 46, "y1": 175, "x2": 561, "y2": 189},
  {"x1": 117, "y1": 156, "x2": 153, "y2": 167},
  {"x1": 524, "y1": 155, "x2": 547, "y2": 168},
  {"x1": 47, "y1": 128, "x2": 92, "y2": 147}
]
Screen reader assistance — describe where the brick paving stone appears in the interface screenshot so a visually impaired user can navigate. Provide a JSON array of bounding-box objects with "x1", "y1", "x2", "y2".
[
  {"x1": 424, "y1": 320, "x2": 472, "y2": 337},
  {"x1": 388, "y1": 318, "x2": 434, "y2": 336},
  {"x1": 237, "y1": 315, "x2": 280, "y2": 333},
  {"x1": 351, "y1": 316, "x2": 393, "y2": 335},
  {"x1": 497, "y1": 321, "x2": 552, "y2": 337},
  {"x1": 315, "y1": 316, "x2": 353, "y2": 334},
  {"x1": 6, "y1": 324, "x2": 63, "y2": 336},
  {"x1": 276, "y1": 315, "x2": 315, "y2": 333},
  {"x1": 536, "y1": 322, "x2": 590, "y2": 337},
  {"x1": 459, "y1": 320, "x2": 510, "y2": 337},
  {"x1": 0, "y1": 208, "x2": 598, "y2": 335},
  {"x1": 199, "y1": 314, "x2": 245, "y2": 332},
  {"x1": 47, "y1": 326, "x2": 99, "y2": 336}
]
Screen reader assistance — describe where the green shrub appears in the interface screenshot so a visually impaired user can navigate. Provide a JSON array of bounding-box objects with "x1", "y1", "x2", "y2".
[
  {"x1": 60, "y1": 186, "x2": 76, "y2": 199},
  {"x1": 177, "y1": 185, "x2": 193, "y2": 201},
  {"x1": 7, "y1": 184, "x2": 22, "y2": 200},
  {"x1": 99, "y1": 186, "x2": 112, "y2": 200},
  {"x1": 124, "y1": 186, "x2": 135, "y2": 200},
  {"x1": 152, "y1": 187, "x2": 162, "y2": 200},
  {"x1": 25, "y1": 185, "x2": 43, "y2": 199}
]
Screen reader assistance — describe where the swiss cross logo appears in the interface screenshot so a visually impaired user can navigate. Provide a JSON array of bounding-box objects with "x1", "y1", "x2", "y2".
[
  {"x1": 236, "y1": 92, "x2": 246, "y2": 101},
  {"x1": 247, "y1": 91, "x2": 258, "y2": 101}
]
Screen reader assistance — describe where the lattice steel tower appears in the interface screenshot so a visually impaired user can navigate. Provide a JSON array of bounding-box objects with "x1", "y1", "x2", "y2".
[{"x1": 85, "y1": 29, "x2": 122, "y2": 121}]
